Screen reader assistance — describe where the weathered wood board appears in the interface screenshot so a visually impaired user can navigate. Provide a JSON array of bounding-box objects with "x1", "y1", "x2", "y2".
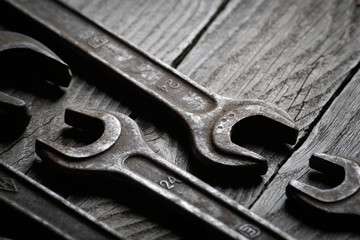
[
  {"x1": 178, "y1": 0, "x2": 360, "y2": 207},
  {"x1": 251, "y1": 70, "x2": 360, "y2": 240},
  {"x1": 1, "y1": 0, "x2": 360, "y2": 239},
  {"x1": 0, "y1": 0, "x2": 225, "y2": 239},
  {"x1": 60, "y1": 0, "x2": 224, "y2": 65}
]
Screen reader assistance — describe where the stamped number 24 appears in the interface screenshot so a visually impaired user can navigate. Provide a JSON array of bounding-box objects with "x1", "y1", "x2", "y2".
[{"x1": 159, "y1": 176, "x2": 181, "y2": 190}]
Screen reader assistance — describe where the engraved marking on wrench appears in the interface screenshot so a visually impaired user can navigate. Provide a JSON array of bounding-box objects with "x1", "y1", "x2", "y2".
[
  {"x1": 237, "y1": 224, "x2": 261, "y2": 239},
  {"x1": 88, "y1": 35, "x2": 108, "y2": 48},
  {"x1": 157, "y1": 79, "x2": 180, "y2": 93},
  {"x1": 84, "y1": 34, "x2": 214, "y2": 113},
  {"x1": 159, "y1": 176, "x2": 182, "y2": 190},
  {"x1": 0, "y1": 177, "x2": 18, "y2": 192}
]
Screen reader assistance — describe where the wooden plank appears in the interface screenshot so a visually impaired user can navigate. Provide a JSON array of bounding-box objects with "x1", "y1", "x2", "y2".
[
  {"x1": 176, "y1": 0, "x2": 360, "y2": 207},
  {"x1": 60, "y1": 0, "x2": 224, "y2": 64},
  {"x1": 1, "y1": 0, "x2": 360, "y2": 239},
  {"x1": 179, "y1": 0, "x2": 360, "y2": 138},
  {"x1": 251, "y1": 70, "x2": 360, "y2": 239},
  {"x1": 0, "y1": 1, "x2": 224, "y2": 239}
]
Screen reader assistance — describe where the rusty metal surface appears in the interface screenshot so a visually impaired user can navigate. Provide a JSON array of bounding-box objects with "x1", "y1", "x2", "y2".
[
  {"x1": 0, "y1": 160, "x2": 125, "y2": 240},
  {"x1": 5, "y1": 0, "x2": 299, "y2": 176},
  {"x1": 287, "y1": 153, "x2": 360, "y2": 217},
  {"x1": 35, "y1": 108, "x2": 295, "y2": 240}
]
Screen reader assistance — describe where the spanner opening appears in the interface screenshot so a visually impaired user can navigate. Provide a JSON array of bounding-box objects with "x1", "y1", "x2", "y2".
[
  {"x1": 231, "y1": 115, "x2": 298, "y2": 146},
  {"x1": 0, "y1": 31, "x2": 71, "y2": 87},
  {"x1": 0, "y1": 91, "x2": 31, "y2": 131},
  {"x1": 0, "y1": 31, "x2": 72, "y2": 134},
  {"x1": 1, "y1": 49, "x2": 71, "y2": 87},
  {"x1": 287, "y1": 154, "x2": 360, "y2": 207},
  {"x1": 210, "y1": 102, "x2": 298, "y2": 174},
  {"x1": 37, "y1": 108, "x2": 121, "y2": 161}
]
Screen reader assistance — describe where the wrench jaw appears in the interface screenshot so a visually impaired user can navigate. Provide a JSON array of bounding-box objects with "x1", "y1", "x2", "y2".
[
  {"x1": 191, "y1": 99, "x2": 298, "y2": 175},
  {"x1": 35, "y1": 138, "x2": 93, "y2": 172},
  {"x1": 17, "y1": 48, "x2": 72, "y2": 87},
  {"x1": 35, "y1": 108, "x2": 122, "y2": 172},
  {"x1": 191, "y1": 132, "x2": 268, "y2": 175},
  {"x1": 0, "y1": 31, "x2": 72, "y2": 132},
  {"x1": 0, "y1": 31, "x2": 72, "y2": 87},
  {"x1": 0, "y1": 91, "x2": 31, "y2": 130},
  {"x1": 286, "y1": 153, "x2": 360, "y2": 217}
]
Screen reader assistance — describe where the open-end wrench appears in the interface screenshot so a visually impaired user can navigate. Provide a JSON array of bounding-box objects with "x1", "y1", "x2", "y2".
[
  {"x1": 0, "y1": 160, "x2": 125, "y2": 240},
  {"x1": 0, "y1": 30, "x2": 71, "y2": 87},
  {"x1": 286, "y1": 153, "x2": 360, "y2": 218},
  {"x1": 0, "y1": 30, "x2": 72, "y2": 129},
  {"x1": 0, "y1": 91, "x2": 30, "y2": 130},
  {"x1": 0, "y1": 31, "x2": 120, "y2": 239},
  {"x1": 36, "y1": 108, "x2": 295, "y2": 240},
  {"x1": 4, "y1": 0, "x2": 299, "y2": 175}
]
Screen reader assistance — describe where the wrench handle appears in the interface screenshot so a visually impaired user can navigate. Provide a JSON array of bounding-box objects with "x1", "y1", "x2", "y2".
[
  {"x1": 5, "y1": 0, "x2": 217, "y2": 116},
  {"x1": 123, "y1": 155, "x2": 293, "y2": 240},
  {"x1": 0, "y1": 161, "x2": 123, "y2": 240}
]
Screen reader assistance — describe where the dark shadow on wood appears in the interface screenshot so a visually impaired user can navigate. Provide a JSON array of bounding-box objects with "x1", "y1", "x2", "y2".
[
  {"x1": 285, "y1": 198, "x2": 360, "y2": 234},
  {"x1": 0, "y1": 50, "x2": 66, "y2": 101},
  {"x1": 0, "y1": 118, "x2": 27, "y2": 142}
]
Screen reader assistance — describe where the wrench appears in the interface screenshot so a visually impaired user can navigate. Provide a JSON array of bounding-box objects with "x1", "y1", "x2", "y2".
[
  {"x1": 0, "y1": 160, "x2": 125, "y2": 240},
  {"x1": 36, "y1": 108, "x2": 295, "y2": 240},
  {"x1": 0, "y1": 31, "x2": 119, "y2": 239},
  {"x1": 4, "y1": 0, "x2": 299, "y2": 175},
  {"x1": 287, "y1": 153, "x2": 360, "y2": 218},
  {"x1": 0, "y1": 30, "x2": 72, "y2": 130},
  {"x1": 0, "y1": 91, "x2": 30, "y2": 130},
  {"x1": 0, "y1": 30, "x2": 71, "y2": 87}
]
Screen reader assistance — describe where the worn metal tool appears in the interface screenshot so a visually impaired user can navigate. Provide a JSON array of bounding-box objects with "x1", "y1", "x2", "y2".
[
  {"x1": 0, "y1": 32, "x2": 117, "y2": 238},
  {"x1": 5, "y1": 0, "x2": 299, "y2": 175},
  {"x1": 0, "y1": 91, "x2": 30, "y2": 130},
  {"x1": 0, "y1": 160, "x2": 125, "y2": 240},
  {"x1": 36, "y1": 108, "x2": 294, "y2": 240},
  {"x1": 0, "y1": 30, "x2": 72, "y2": 129},
  {"x1": 286, "y1": 153, "x2": 360, "y2": 217}
]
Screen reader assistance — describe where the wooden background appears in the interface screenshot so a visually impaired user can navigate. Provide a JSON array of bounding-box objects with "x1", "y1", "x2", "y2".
[{"x1": 1, "y1": 0, "x2": 360, "y2": 239}]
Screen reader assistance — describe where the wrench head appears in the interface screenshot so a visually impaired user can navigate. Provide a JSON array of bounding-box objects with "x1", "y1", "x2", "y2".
[
  {"x1": 36, "y1": 108, "x2": 150, "y2": 175},
  {"x1": 0, "y1": 91, "x2": 31, "y2": 130},
  {"x1": 286, "y1": 153, "x2": 360, "y2": 216},
  {"x1": 191, "y1": 99, "x2": 298, "y2": 175},
  {"x1": 36, "y1": 108, "x2": 122, "y2": 172},
  {"x1": 0, "y1": 31, "x2": 72, "y2": 87}
]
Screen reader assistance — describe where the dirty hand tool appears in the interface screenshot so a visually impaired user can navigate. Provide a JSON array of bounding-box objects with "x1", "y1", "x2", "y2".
[
  {"x1": 36, "y1": 108, "x2": 295, "y2": 240},
  {"x1": 286, "y1": 153, "x2": 360, "y2": 217},
  {"x1": 0, "y1": 160, "x2": 125, "y2": 240},
  {"x1": 0, "y1": 30, "x2": 72, "y2": 129},
  {"x1": 5, "y1": 0, "x2": 299, "y2": 175}
]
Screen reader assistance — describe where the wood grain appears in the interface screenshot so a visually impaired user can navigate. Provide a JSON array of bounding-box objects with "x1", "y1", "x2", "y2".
[
  {"x1": 60, "y1": 0, "x2": 224, "y2": 64},
  {"x1": 179, "y1": 0, "x2": 360, "y2": 138},
  {"x1": 251, "y1": 70, "x2": 360, "y2": 239},
  {"x1": 177, "y1": 0, "x2": 360, "y2": 207},
  {"x1": 1, "y1": 0, "x2": 360, "y2": 239},
  {"x1": 0, "y1": 0, "x2": 224, "y2": 239}
]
